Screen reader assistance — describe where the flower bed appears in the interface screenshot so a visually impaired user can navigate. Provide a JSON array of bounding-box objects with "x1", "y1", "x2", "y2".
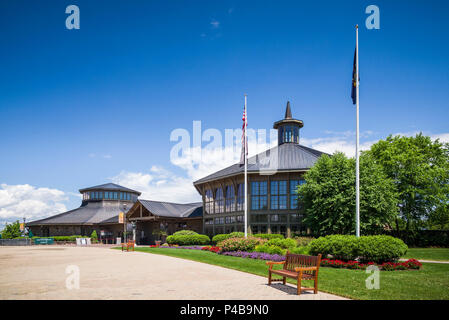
[
  {"x1": 220, "y1": 251, "x2": 285, "y2": 262},
  {"x1": 321, "y1": 258, "x2": 422, "y2": 271},
  {"x1": 202, "y1": 246, "x2": 221, "y2": 253}
]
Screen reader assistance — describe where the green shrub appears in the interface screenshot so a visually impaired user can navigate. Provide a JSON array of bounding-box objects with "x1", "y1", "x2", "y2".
[
  {"x1": 212, "y1": 232, "x2": 244, "y2": 244},
  {"x1": 327, "y1": 235, "x2": 359, "y2": 260},
  {"x1": 266, "y1": 238, "x2": 297, "y2": 249},
  {"x1": 53, "y1": 235, "x2": 83, "y2": 242},
  {"x1": 308, "y1": 234, "x2": 408, "y2": 263},
  {"x1": 166, "y1": 233, "x2": 209, "y2": 245},
  {"x1": 290, "y1": 246, "x2": 311, "y2": 255},
  {"x1": 172, "y1": 230, "x2": 198, "y2": 236},
  {"x1": 358, "y1": 235, "x2": 408, "y2": 263},
  {"x1": 253, "y1": 233, "x2": 284, "y2": 240},
  {"x1": 90, "y1": 230, "x2": 98, "y2": 240},
  {"x1": 218, "y1": 237, "x2": 266, "y2": 252},
  {"x1": 308, "y1": 236, "x2": 332, "y2": 257},
  {"x1": 255, "y1": 244, "x2": 286, "y2": 255}
]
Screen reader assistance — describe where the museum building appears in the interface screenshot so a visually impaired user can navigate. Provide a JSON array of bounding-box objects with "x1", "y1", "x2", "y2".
[
  {"x1": 193, "y1": 102, "x2": 327, "y2": 238},
  {"x1": 27, "y1": 183, "x2": 202, "y2": 244}
]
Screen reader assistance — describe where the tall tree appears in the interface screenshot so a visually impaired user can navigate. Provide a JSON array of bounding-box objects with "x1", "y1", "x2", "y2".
[
  {"x1": 1, "y1": 220, "x2": 22, "y2": 239},
  {"x1": 298, "y1": 152, "x2": 398, "y2": 235},
  {"x1": 367, "y1": 133, "x2": 449, "y2": 231}
]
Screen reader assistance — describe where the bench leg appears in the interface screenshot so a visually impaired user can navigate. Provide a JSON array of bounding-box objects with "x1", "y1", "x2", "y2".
[
  {"x1": 297, "y1": 276, "x2": 302, "y2": 295},
  {"x1": 282, "y1": 277, "x2": 286, "y2": 285},
  {"x1": 268, "y1": 271, "x2": 272, "y2": 285},
  {"x1": 314, "y1": 277, "x2": 318, "y2": 294}
]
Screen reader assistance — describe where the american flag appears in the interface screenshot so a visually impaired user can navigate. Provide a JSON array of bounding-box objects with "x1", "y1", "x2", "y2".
[{"x1": 240, "y1": 105, "x2": 247, "y2": 165}]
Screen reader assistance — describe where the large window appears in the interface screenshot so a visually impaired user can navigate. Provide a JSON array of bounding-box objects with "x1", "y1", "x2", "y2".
[
  {"x1": 290, "y1": 179, "x2": 305, "y2": 209},
  {"x1": 215, "y1": 217, "x2": 224, "y2": 225},
  {"x1": 215, "y1": 188, "x2": 224, "y2": 213},
  {"x1": 251, "y1": 181, "x2": 267, "y2": 210},
  {"x1": 270, "y1": 180, "x2": 287, "y2": 210},
  {"x1": 225, "y1": 186, "x2": 235, "y2": 212},
  {"x1": 205, "y1": 189, "x2": 214, "y2": 214},
  {"x1": 237, "y1": 184, "x2": 244, "y2": 211}
]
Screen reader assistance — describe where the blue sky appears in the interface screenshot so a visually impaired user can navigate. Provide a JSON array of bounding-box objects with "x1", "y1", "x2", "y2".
[{"x1": 1, "y1": 0, "x2": 448, "y2": 225}]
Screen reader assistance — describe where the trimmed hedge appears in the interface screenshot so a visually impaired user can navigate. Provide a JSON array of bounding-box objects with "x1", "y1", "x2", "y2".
[
  {"x1": 172, "y1": 230, "x2": 199, "y2": 236},
  {"x1": 309, "y1": 235, "x2": 408, "y2": 263},
  {"x1": 212, "y1": 232, "x2": 244, "y2": 245},
  {"x1": 31, "y1": 235, "x2": 84, "y2": 242},
  {"x1": 253, "y1": 233, "x2": 284, "y2": 240},
  {"x1": 166, "y1": 233, "x2": 210, "y2": 246}
]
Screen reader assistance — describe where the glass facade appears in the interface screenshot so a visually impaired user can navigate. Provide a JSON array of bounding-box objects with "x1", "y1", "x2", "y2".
[
  {"x1": 203, "y1": 178, "x2": 305, "y2": 236},
  {"x1": 215, "y1": 188, "x2": 224, "y2": 213},
  {"x1": 270, "y1": 180, "x2": 287, "y2": 210},
  {"x1": 237, "y1": 184, "x2": 244, "y2": 211},
  {"x1": 290, "y1": 179, "x2": 305, "y2": 209},
  {"x1": 251, "y1": 181, "x2": 267, "y2": 210},
  {"x1": 225, "y1": 185, "x2": 235, "y2": 212},
  {"x1": 205, "y1": 189, "x2": 213, "y2": 214}
]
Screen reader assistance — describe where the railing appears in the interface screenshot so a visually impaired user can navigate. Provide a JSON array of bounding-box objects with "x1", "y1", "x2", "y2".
[{"x1": 0, "y1": 239, "x2": 32, "y2": 246}]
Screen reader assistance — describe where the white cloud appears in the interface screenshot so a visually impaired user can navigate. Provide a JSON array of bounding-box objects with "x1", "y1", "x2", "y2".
[
  {"x1": 111, "y1": 133, "x2": 277, "y2": 204},
  {"x1": 0, "y1": 184, "x2": 68, "y2": 227},
  {"x1": 210, "y1": 20, "x2": 220, "y2": 28}
]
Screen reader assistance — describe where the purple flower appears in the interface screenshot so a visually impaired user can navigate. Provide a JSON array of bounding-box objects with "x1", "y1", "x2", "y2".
[{"x1": 219, "y1": 251, "x2": 285, "y2": 262}]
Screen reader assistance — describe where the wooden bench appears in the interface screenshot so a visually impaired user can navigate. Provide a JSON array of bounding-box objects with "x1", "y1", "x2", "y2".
[
  {"x1": 121, "y1": 240, "x2": 135, "y2": 252},
  {"x1": 266, "y1": 252, "x2": 322, "y2": 295}
]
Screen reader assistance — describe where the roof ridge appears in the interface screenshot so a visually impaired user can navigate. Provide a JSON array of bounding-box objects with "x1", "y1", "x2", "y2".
[{"x1": 139, "y1": 199, "x2": 201, "y2": 206}]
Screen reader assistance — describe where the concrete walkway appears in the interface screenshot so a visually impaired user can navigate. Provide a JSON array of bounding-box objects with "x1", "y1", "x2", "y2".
[
  {"x1": 0, "y1": 246, "x2": 347, "y2": 300},
  {"x1": 400, "y1": 258, "x2": 449, "y2": 264}
]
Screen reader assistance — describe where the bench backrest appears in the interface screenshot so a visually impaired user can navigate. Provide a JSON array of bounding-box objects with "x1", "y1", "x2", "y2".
[{"x1": 284, "y1": 253, "x2": 322, "y2": 273}]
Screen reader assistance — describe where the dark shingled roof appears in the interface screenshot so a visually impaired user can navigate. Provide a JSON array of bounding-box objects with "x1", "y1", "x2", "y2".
[
  {"x1": 193, "y1": 143, "x2": 328, "y2": 185},
  {"x1": 28, "y1": 200, "x2": 203, "y2": 226},
  {"x1": 79, "y1": 183, "x2": 141, "y2": 195},
  {"x1": 27, "y1": 201, "x2": 128, "y2": 226},
  {"x1": 139, "y1": 200, "x2": 203, "y2": 218}
]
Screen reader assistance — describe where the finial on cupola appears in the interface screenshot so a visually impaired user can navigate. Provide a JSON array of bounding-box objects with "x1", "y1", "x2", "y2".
[
  {"x1": 273, "y1": 101, "x2": 304, "y2": 145},
  {"x1": 285, "y1": 101, "x2": 292, "y2": 119}
]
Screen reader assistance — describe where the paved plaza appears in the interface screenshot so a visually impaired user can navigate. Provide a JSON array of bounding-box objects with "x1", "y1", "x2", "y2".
[{"x1": 0, "y1": 246, "x2": 347, "y2": 300}]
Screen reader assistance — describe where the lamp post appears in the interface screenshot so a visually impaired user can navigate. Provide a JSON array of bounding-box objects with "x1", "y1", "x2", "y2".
[{"x1": 123, "y1": 203, "x2": 127, "y2": 243}]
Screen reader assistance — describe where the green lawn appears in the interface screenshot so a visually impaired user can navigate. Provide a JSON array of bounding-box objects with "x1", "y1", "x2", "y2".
[
  {"x1": 403, "y1": 248, "x2": 449, "y2": 262},
  {"x1": 125, "y1": 247, "x2": 449, "y2": 300}
]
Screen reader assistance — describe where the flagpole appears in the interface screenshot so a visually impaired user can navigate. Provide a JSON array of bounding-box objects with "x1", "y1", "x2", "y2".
[
  {"x1": 244, "y1": 94, "x2": 248, "y2": 238},
  {"x1": 355, "y1": 25, "x2": 360, "y2": 237}
]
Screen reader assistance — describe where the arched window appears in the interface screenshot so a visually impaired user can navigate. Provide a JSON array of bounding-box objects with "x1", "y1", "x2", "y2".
[
  {"x1": 215, "y1": 188, "x2": 224, "y2": 213},
  {"x1": 225, "y1": 186, "x2": 235, "y2": 212},
  {"x1": 205, "y1": 189, "x2": 214, "y2": 214}
]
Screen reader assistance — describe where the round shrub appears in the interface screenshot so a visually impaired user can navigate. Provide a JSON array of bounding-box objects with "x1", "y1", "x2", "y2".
[
  {"x1": 326, "y1": 235, "x2": 359, "y2": 260},
  {"x1": 253, "y1": 233, "x2": 284, "y2": 240},
  {"x1": 166, "y1": 233, "x2": 210, "y2": 245},
  {"x1": 212, "y1": 232, "x2": 244, "y2": 245},
  {"x1": 358, "y1": 235, "x2": 408, "y2": 263},
  {"x1": 172, "y1": 230, "x2": 198, "y2": 236},
  {"x1": 308, "y1": 234, "x2": 408, "y2": 263},
  {"x1": 218, "y1": 237, "x2": 266, "y2": 252}
]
